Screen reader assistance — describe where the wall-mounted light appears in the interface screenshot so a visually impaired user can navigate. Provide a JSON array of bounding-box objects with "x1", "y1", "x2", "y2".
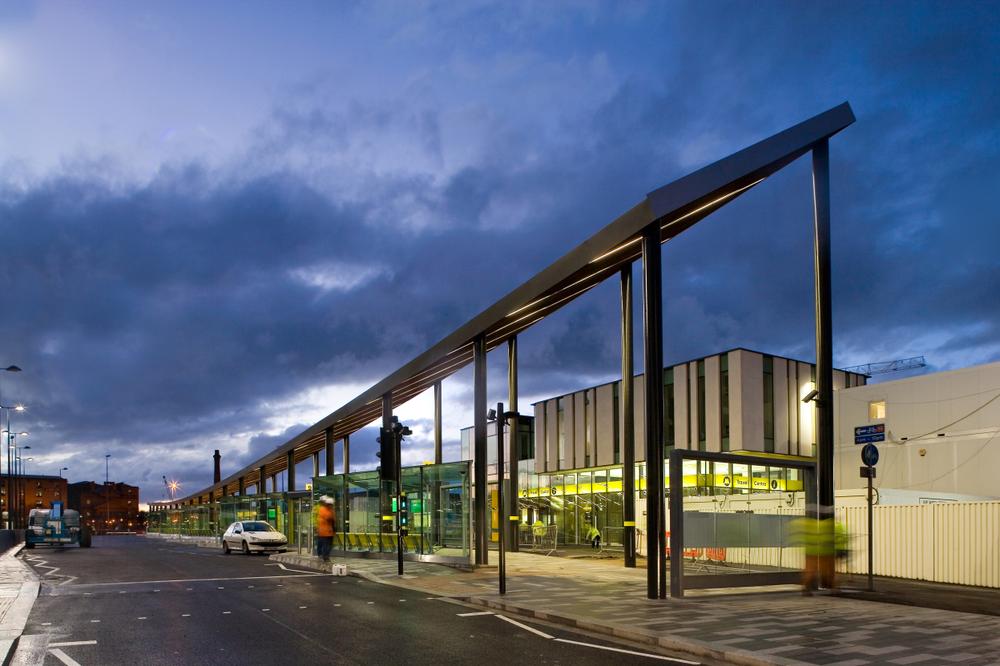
[{"x1": 801, "y1": 388, "x2": 819, "y2": 404}]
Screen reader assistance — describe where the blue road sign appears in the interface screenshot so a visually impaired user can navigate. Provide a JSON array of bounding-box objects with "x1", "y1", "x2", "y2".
[
  {"x1": 861, "y1": 443, "x2": 880, "y2": 467},
  {"x1": 855, "y1": 423, "x2": 885, "y2": 444}
]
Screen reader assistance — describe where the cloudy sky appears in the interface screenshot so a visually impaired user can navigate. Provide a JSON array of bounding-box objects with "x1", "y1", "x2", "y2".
[{"x1": 1, "y1": 1, "x2": 997, "y2": 504}]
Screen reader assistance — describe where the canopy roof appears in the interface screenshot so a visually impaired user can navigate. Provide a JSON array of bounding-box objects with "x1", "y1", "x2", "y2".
[{"x1": 175, "y1": 102, "x2": 855, "y2": 503}]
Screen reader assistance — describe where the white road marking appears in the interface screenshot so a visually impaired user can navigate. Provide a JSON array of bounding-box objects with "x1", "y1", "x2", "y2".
[
  {"x1": 217, "y1": 586, "x2": 225, "y2": 589},
  {"x1": 71, "y1": 573, "x2": 328, "y2": 587},
  {"x1": 367, "y1": 601, "x2": 374, "y2": 605},
  {"x1": 262, "y1": 608, "x2": 270, "y2": 612},
  {"x1": 554, "y1": 638, "x2": 700, "y2": 664},
  {"x1": 299, "y1": 606, "x2": 307, "y2": 609},
  {"x1": 89, "y1": 619, "x2": 100, "y2": 623},
  {"x1": 48, "y1": 641, "x2": 97, "y2": 648},
  {"x1": 223, "y1": 611, "x2": 231, "y2": 615},
  {"x1": 334, "y1": 604, "x2": 341, "y2": 607},
  {"x1": 118, "y1": 591, "x2": 126, "y2": 594},
  {"x1": 266, "y1": 563, "x2": 317, "y2": 574},
  {"x1": 138, "y1": 617, "x2": 147, "y2": 620},
  {"x1": 457, "y1": 611, "x2": 494, "y2": 617},
  {"x1": 496, "y1": 615, "x2": 553, "y2": 639},
  {"x1": 41, "y1": 622, "x2": 52, "y2": 626},
  {"x1": 181, "y1": 614, "x2": 191, "y2": 617},
  {"x1": 49, "y1": 648, "x2": 82, "y2": 666},
  {"x1": 399, "y1": 599, "x2": 407, "y2": 602}
]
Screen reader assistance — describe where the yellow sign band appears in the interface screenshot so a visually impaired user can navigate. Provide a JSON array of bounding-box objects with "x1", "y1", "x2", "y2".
[
  {"x1": 623, "y1": 521, "x2": 636, "y2": 527},
  {"x1": 509, "y1": 516, "x2": 519, "y2": 521},
  {"x1": 382, "y1": 515, "x2": 394, "y2": 521}
]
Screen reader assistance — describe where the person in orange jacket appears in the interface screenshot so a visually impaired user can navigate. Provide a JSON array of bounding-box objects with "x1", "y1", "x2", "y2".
[{"x1": 316, "y1": 496, "x2": 336, "y2": 562}]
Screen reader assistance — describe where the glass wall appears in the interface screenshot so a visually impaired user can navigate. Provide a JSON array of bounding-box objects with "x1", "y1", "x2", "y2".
[{"x1": 310, "y1": 461, "x2": 471, "y2": 564}]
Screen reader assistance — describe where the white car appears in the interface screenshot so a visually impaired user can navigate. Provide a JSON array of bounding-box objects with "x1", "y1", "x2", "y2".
[{"x1": 222, "y1": 520, "x2": 288, "y2": 555}]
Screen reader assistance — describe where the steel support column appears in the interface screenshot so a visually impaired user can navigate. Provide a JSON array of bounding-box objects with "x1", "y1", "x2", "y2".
[
  {"x1": 642, "y1": 223, "x2": 665, "y2": 599},
  {"x1": 621, "y1": 266, "x2": 636, "y2": 568},
  {"x1": 433, "y1": 381, "x2": 443, "y2": 465},
  {"x1": 312, "y1": 451, "x2": 320, "y2": 481},
  {"x1": 286, "y1": 450, "x2": 296, "y2": 492},
  {"x1": 343, "y1": 434, "x2": 350, "y2": 474},
  {"x1": 257, "y1": 466, "x2": 267, "y2": 494},
  {"x1": 238, "y1": 476, "x2": 245, "y2": 496},
  {"x1": 325, "y1": 427, "x2": 335, "y2": 476},
  {"x1": 812, "y1": 140, "x2": 834, "y2": 518},
  {"x1": 473, "y1": 334, "x2": 488, "y2": 565},
  {"x1": 507, "y1": 337, "x2": 519, "y2": 552}
]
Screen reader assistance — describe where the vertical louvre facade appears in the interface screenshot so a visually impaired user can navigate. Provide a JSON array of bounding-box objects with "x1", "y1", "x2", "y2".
[{"x1": 532, "y1": 348, "x2": 866, "y2": 474}]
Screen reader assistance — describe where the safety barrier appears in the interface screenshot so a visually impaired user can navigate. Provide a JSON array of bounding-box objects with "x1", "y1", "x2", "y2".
[{"x1": 837, "y1": 500, "x2": 1000, "y2": 588}]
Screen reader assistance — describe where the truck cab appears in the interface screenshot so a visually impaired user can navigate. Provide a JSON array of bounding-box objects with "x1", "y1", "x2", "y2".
[{"x1": 25, "y1": 501, "x2": 92, "y2": 548}]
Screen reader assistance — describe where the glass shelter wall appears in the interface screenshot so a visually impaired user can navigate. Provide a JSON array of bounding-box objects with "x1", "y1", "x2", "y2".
[{"x1": 311, "y1": 461, "x2": 471, "y2": 564}]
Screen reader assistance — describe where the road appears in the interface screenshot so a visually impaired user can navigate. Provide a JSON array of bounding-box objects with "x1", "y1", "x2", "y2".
[{"x1": 14, "y1": 536, "x2": 703, "y2": 665}]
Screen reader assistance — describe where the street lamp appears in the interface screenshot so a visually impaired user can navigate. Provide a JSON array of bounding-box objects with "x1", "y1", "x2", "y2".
[{"x1": 59, "y1": 467, "x2": 69, "y2": 478}]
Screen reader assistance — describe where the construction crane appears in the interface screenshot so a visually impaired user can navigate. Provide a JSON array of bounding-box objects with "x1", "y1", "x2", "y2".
[
  {"x1": 843, "y1": 355, "x2": 927, "y2": 377},
  {"x1": 162, "y1": 475, "x2": 179, "y2": 501}
]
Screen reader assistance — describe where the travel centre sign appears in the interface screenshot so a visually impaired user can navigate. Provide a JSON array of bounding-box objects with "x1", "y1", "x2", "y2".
[{"x1": 520, "y1": 474, "x2": 804, "y2": 498}]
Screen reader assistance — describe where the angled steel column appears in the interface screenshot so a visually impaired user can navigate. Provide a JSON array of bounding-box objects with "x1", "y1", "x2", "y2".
[
  {"x1": 286, "y1": 450, "x2": 296, "y2": 492},
  {"x1": 812, "y1": 140, "x2": 834, "y2": 518},
  {"x1": 473, "y1": 334, "x2": 488, "y2": 565},
  {"x1": 257, "y1": 466, "x2": 267, "y2": 494},
  {"x1": 621, "y1": 266, "x2": 636, "y2": 568},
  {"x1": 325, "y1": 427, "x2": 334, "y2": 476},
  {"x1": 433, "y1": 381, "x2": 443, "y2": 464},
  {"x1": 507, "y1": 336, "x2": 519, "y2": 552},
  {"x1": 642, "y1": 223, "x2": 665, "y2": 599},
  {"x1": 312, "y1": 451, "x2": 320, "y2": 480},
  {"x1": 238, "y1": 476, "x2": 245, "y2": 496},
  {"x1": 343, "y1": 434, "x2": 350, "y2": 474}
]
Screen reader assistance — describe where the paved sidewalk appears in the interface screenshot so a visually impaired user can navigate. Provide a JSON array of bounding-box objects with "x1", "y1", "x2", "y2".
[
  {"x1": 273, "y1": 550, "x2": 1000, "y2": 665},
  {"x1": 0, "y1": 544, "x2": 39, "y2": 664}
]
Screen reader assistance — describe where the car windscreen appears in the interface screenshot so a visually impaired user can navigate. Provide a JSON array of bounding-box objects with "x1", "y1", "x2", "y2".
[{"x1": 241, "y1": 522, "x2": 274, "y2": 532}]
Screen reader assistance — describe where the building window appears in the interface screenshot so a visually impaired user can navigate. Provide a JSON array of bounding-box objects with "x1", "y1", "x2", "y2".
[
  {"x1": 869, "y1": 400, "x2": 886, "y2": 420},
  {"x1": 664, "y1": 368, "x2": 675, "y2": 451},
  {"x1": 557, "y1": 398, "x2": 566, "y2": 467},
  {"x1": 584, "y1": 391, "x2": 592, "y2": 467},
  {"x1": 720, "y1": 354, "x2": 730, "y2": 452},
  {"x1": 697, "y1": 360, "x2": 706, "y2": 451},
  {"x1": 763, "y1": 355, "x2": 775, "y2": 453}
]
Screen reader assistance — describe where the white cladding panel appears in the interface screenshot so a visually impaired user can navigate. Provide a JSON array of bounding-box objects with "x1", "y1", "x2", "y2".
[
  {"x1": 705, "y1": 355, "x2": 721, "y2": 452},
  {"x1": 596, "y1": 383, "x2": 615, "y2": 466},
  {"x1": 740, "y1": 351, "x2": 764, "y2": 452},
  {"x1": 674, "y1": 364, "x2": 689, "y2": 449},
  {"x1": 546, "y1": 400, "x2": 558, "y2": 472},
  {"x1": 574, "y1": 392, "x2": 586, "y2": 469},
  {"x1": 773, "y1": 356, "x2": 789, "y2": 454},
  {"x1": 563, "y1": 396, "x2": 575, "y2": 469},
  {"x1": 534, "y1": 403, "x2": 545, "y2": 472},
  {"x1": 634, "y1": 374, "x2": 646, "y2": 462},
  {"x1": 796, "y1": 361, "x2": 815, "y2": 457},
  {"x1": 689, "y1": 362, "x2": 699, "y2": 450}
]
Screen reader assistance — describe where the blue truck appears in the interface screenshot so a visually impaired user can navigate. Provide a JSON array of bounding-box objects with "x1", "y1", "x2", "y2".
[{"x1": 25, "y1": 501, "x2": 92, "y2": 548}]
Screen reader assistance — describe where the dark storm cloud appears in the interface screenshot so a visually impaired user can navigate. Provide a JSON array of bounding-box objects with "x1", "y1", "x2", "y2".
[{"x1": 2, "y1": 1, "x2": 997, "y2": 497}]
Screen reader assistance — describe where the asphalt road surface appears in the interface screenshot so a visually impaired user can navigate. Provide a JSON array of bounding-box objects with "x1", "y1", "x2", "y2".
[{"x1": 15, "y1": 536, "x2": 704, "y2": 666}]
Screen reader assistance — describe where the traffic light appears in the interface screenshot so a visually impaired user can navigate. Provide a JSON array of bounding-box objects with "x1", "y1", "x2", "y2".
[
  {"x1": 399, "y1": 492, "x2": 409, "y2": 536},
  {"x1": 377, "y1": 427, "x2": 397, "y2": 483}
]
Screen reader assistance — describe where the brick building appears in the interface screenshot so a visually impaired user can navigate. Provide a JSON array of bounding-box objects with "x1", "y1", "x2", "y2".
[
  {"x1": 68, "y1": 481, "x2": 141, "y2": 533},
  {"x1": 0, "y1": 474, "x2": 69, "y2": 526}
]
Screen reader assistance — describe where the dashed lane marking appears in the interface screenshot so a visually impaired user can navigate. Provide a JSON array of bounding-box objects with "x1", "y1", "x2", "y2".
[
  {"x1": 89, "y1": 620, "x2": 100, "y2": 624},
  {"x1": 48, "y1": 641, "x2": 97, "y2": 648},
  {"x1": 495, "y1": 614, "x2": 553, "y2": 639},
  {"x1": 223, "y1": 611, "x2": 231, "y2": 614},
  {"x1": 49, "y1": 648, "x2": 82, "y2": 666},
  {"x1": 181, "y1": 614, "x2": 191, "y2": 617},
  {"x1": 261, "y1": 608, "x2": 270, "y2": 612},
  {"x1": 67, "y1": 573, "x2": 328, "y2": 587},
  {"x1": 457, "y1": 611, "x2": 494, "y2": 617},
  {"x1": 299, "y1": 606, "x2": 307, "y2": 609},
  {"x1": 138, "y1": 617, "x2": 147, "y2": 620},
  {"x1": 554, "y1": 638, "x2": 700, "y2": 664}
]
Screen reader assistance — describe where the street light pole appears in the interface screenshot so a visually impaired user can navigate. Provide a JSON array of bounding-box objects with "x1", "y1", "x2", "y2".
[
  {"x1": 0, "y1": 366, "x2": 22, "y2": 529},
  {"x1": 105, "y1": 454, "x2": 111, "y2": 534}
]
